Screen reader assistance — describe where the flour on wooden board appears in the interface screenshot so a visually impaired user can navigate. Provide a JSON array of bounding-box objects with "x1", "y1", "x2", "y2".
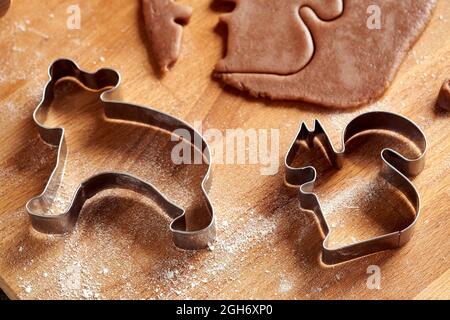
[{"x1": 5, "y1": 155, "x2": 442, "y2": 299}]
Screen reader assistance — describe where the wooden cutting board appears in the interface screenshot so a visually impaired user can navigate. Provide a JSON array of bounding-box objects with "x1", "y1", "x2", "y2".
[{"x1": 0, "y1": 0, "x2": 448, "y2": 300}]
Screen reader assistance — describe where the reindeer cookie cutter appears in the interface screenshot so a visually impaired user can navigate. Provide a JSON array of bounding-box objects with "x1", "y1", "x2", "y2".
[
  {"x1": 285, "y1": 112, "x2": 427, "y2": 265},
  {"x1": 26, "y1": 59, "x2": 215, "y2": 250}
]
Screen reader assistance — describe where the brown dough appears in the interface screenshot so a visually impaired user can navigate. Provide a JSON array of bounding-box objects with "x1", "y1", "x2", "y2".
[
  {"x1": 142, "y1": 0, "x2": 192, "y2": 73},
  {"x1": 214, "y1": 0, "x2": 437, "y2": 108},
  {"x1": 437, "y1": 79, "x2": 450, "y2": 111},
  {"x1": 216, "y1": 0, "x2": 344, "y2": 75},
  {"x1": 0, "y1": 0, "x2": 11, "y2": 18}
]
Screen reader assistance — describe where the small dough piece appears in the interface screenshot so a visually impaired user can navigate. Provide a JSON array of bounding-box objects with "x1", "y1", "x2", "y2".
[
  {"x1": 215, "y1": 0, "x2": 437, "y2": 108},
  {"x1": 142, "y1": 0, "x2": 192, "y2": 73},
  {"x1": 437, "y1": 79, "x2": 450, "y2": 111},
  {"x1": 0, "y1": 0, "x2": 11, "y2": 18}
]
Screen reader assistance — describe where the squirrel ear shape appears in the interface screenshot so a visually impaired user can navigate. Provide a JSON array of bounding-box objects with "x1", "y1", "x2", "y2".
[{"x1": 301, "y1": 0, "x2": 344, "y2": 21}]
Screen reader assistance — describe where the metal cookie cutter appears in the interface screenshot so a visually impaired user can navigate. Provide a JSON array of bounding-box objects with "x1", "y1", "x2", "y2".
[
  {"x1": 285, "y1": 112, "x2": 427, "y2": 265},
  {"x1": 26, "y1": 59, "x2": 215, "y2": 250}
]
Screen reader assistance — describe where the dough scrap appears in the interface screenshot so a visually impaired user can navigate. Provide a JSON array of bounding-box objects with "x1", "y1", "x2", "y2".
[
  {"x1": 437, "y1": 79, "x2": 450, "y2": 111},
  {"x1": 142, "y1": 0, "x2": 192, "y2": 73},
  {"x1": 215, "y1": 0, "x2": 437, "y2": 108},
  {"x1": 0, "y1": 0, "x2": 11, "y2": 18}
]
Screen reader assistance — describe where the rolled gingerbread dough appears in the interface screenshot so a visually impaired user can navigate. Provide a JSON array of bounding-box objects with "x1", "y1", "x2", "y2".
[{"x1": 214, "y1": 0, "x2": 437, "y2": 108}]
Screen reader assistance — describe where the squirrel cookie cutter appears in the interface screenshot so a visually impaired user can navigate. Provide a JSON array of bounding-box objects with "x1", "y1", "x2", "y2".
[
  {"x1": 26, "y1": 59, "x2": 215, "y2": 250},
  {"x1": 285, "y1": 111, "x2": 427, "y2": 265}
]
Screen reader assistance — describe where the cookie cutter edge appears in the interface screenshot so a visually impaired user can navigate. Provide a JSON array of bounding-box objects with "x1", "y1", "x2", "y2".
[
  {"x1": 25, "y1": 58, "x2": 215, "y2": 250},
  {"x1": 285, "y1": 111, "x2": 427, "y2": 265}
]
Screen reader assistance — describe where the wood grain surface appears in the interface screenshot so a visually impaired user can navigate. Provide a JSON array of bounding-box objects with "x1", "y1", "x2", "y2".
[{"x1": 0, "y1": 0, "x2": 448, "y2": 300}]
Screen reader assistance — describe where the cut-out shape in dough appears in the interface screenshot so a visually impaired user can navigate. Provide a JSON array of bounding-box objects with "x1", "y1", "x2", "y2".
[
  {"x1": 437, "y1": 79, "x2": 450, "y2": 111},
  {"x1": 215, "y1": 0, "x2": 344, "y2": 75},
  {"x1": 214, "y1": 0, "x2": 437, "y2": 108},
  {"x1": 142, "y1": 0, "x2": 192, "y2": 73}
]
